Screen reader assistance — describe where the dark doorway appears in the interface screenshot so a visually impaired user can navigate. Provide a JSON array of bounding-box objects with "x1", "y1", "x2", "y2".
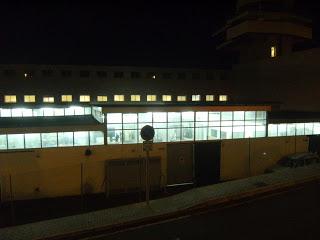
[
  {"x1": 194, "y1": 141, "x2": 221, "y2": 187},
  {"x1": 308, "y1": 135, "x2": 320, "y2": 154}
]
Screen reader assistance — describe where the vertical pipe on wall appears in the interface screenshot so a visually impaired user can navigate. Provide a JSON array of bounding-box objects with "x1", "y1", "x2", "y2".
[
  {"x1": 80, "y1": 163, "x2": 84, "y2": 211},
  {"x1": 9, "y1": 174, "x2": 15, "y2": 225}
]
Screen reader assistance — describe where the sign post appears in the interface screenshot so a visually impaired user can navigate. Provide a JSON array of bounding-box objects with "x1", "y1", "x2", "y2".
[{"x1": 140, "y1": 125, "x2": 155, "y2": 205}]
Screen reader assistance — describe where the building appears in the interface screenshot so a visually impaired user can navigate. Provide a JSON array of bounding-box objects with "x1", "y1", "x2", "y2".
[{"x1": 0, "y1": 0, "x2": 319, "y2": 201}]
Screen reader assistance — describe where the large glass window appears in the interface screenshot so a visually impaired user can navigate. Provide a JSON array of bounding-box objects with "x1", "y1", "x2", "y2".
[
  {"x1": 192, "y1": 95, "x2": 201, "y2": 102},
  {"x1": 130, "y1": 95, "x2": 141, "y2": 102},
  {"x1": 61, "y1": 95, "x2": 72, "y2": 102},
  {"x1": 114, "y1": 95, "x2": 125, "y2": 102},
  {"x1": 24, "y1": 95, "x2": 36, "y2": 103},
  {"x1": 25, "y1": 133, "x2": 41, "y2": 148},
  {"x1": 41, "y1": 133, "x2": 57, "y2": 148},
  {"x1": 8, "y1": 134, "x2": 24, "y2": 149},
  {"x1": 43, "y1": 96, "x2": 54, "y2": 103},
  {"x1": 0, "y1": 135, "x2": 7, "y2": 150},
  {"x1": 90, "y1": 131, "x2": 104, "y2": 145},
  {"x1": 162, "y1": 95, "x2": 172, "y2": 102},
  {"x1": 58, "y1": 132, "x2": 73, "y2": 147},
  {"x1": 97, "y1": 96, "x2": 108, "y2": 102},
  {"x1": 4, "y1": 95, "x2": 17, "y2": 103},
  {"x1": 147, "y1": 95, "x2": 157, "y2": 102},
  {"x1": 79, "y1": 95, "x2": 90, "y2": 102},
  {"x1": 74, "y1": 131, "x2": 89, "y2": 146}
]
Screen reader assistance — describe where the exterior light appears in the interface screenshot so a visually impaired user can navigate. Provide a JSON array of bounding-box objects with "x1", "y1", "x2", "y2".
[
  {"x1": 152, "y1": 75, "x2": 156, "y2": 79},
  {"x1": 24, "y1": 73, "x2": 28, "y2": 77}
]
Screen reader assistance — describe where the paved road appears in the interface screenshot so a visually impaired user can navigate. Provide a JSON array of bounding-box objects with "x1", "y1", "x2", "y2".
[{"x1": 86, "y1": 182, "x2": 320, "y2": 240}]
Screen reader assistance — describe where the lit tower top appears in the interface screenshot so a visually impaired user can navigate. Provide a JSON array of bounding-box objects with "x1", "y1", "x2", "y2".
[{"x1": 214, "y1": 0, "x2": 313, "y2": 63}]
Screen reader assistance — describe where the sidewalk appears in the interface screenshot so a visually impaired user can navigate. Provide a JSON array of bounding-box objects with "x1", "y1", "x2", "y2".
[{"x1": 1, "y1": 164, "x2": 320, "y2": 240}]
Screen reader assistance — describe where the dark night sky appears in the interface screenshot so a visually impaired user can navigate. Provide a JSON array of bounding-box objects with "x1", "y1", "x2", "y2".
[{"x1": 0, "y1": 1, "x2": 318, "y2": 67}]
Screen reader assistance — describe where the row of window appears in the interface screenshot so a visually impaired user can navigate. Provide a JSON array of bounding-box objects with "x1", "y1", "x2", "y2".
[
  {"x1": 268, "y1": 123, "x2": 320, "y2": 137},
  {"x1": 0, "y1": 131, "x2": 104, "y2": 150},
  {"x1": 105, "y1": 111, "x2": 267, "y2": 144},
  {"x1": 3, "y1": 69, "x2": 220, "y2": 80},
  {"x1": 0, "y1": 107, "x2": 93, "y2": 117},
  {"x1": 3, "y1": 94, "x2": 229, "y2": 103}
]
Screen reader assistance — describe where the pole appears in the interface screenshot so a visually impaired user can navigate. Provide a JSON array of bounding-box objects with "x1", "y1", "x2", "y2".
[
  {"x1": 9, "y1": 174, "x2": 15, "y2": 225},
  {"x1": 80, "y1": 163, "x2": 84, "y2": 211},
  {"x1": 145, "y1": 150, "x2": 150, "y2": 205}
]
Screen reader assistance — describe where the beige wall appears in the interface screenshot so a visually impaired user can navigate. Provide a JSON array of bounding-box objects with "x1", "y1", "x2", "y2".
[{"x1": 220, "y1": 136, "x2": 309, "y2": 180}]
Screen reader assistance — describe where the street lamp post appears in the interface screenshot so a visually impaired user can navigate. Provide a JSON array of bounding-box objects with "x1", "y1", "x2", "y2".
[{"x1": 140, "y1": 125, "x2": 155, "y2": 205}]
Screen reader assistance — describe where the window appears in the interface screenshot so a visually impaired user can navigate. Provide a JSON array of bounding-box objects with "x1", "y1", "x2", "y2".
[
  {"x1": 146, "y1": 72, "x2": 156, "y2": 79},
  {"x1": 271, "y1": 46, "x2": 277, "y2": 58},
  {"x1": 4, "y1": 95, "x2": 17, "y2": 103},
  {"x1": 61, "y1": 70, "x2": 72, "y2": 77},
  {"x1": 162, "y1": 73, "x2": 172, "y2": 79},
  {"x1": 177, "y1": 96, "x2": 187, "y2": 102},
  {"x1": 131, "y1": 95, "x2": 140, "y2": 102},
  {"x1": 25, "y1": 133, "x2": 41, "y2": 149},
  {"x1": 41, "y1": 133, "x2": 57, "y2": 148},
  {"x1": 80, "y1": 70, "x2": 90, "y2": 77},
  {"x1": 219, "y1": 95, "x2": 228, "y2": 102},
  {"x1": 206, "y1": 95, "x2": 214, "y2": 102},
  {"x1": 79, "y1": 95, "x2": 90, "y2": 102},
  {"x1": 114, "y1": 95, "x2": 125, "y2": 102},
  {"x1": 74, "y1": 131, "x2": 89, "y2": 146},
  {"x1": 8, "y1": 134, "x2": 24, "y2": 149},
  {"x1": 131, "y1": 72, "x2": 141, "y2": 78},
  {"x1": 42, "y1": 69, "x2": 53, "y2": 77},
  {"x1": 96, "y1": 71, "x2": 107, "y2": 78},
  {"x1": 58, "y1": 132, "x2": 73, "y2": 147},
  {"x1": 114, "y1": 72, "x2": 124, "y2": 78},
  {"x1": 147, "y1": 95, "x2": 157, "y2": 102},
  {"x1": 192, "y1": 95, "x2": 201, "y2": 102},
  {"x1": 177, "y1": 73, "x2": 186, "y2": 80},
  {"x1": 97, "y1": 95, "x2": 108, "y2": 102},
  {"x1": 24, "y1": 95, "x2": 36, "y2": 103},
  {"x1": 61, "y1": 95, "x2": 72, "y2": 102},
  {"x1": 3, "y1": 69, "x2": 16, "y2": 76},
  {"x1": 162, "y1": 95, "x2": 172, "y2": 102},
  {"x1": 192, "y1": 72, "x2": 200, "y2": 80},
  {"x1": 43, "y1": 96, "x2": 54, "y2": 103},
  {"x1": 90, "y1": 131, "x2": 104, "y2": 145}
]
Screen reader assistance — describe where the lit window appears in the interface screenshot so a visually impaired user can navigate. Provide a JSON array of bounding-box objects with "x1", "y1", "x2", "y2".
[
  {"x1": 206, "y1": 95, "x2": 214, "y2": 102},
  {"x1": 162, "y1": 95, "x2": 172, "y2": 102},
  {"x1": 24, "y1": 95, "x2": 36, "y2": 103},
  {"x1": 79, "y1": 95, "x2": 90, "y2": 102},
  {"x1": 61, "y1": 95, "x2": 72, "y2": 102},
  {"x1": 219, "y1": 95, "x2": 228, "y2": 102},
  {"x1": 43, "y1": 96, "x2": 54, "y2": 103},
  {"x1": 131, "y1": 95, "x2": 141, "y2": 102},
  {"x1": 271, "y1": 46, "x2": 277, "y2": 58},
  {"x1": 114, "y1": 95, "x2": 125, "y2": 102},
  {"x1": 4, "y1": 95, "x2": 17, "y2": 103},
  {"x1": 97, "y1": 96, "x2": 108, "y2": 102},
  {"x1": 177, "y1": 96, "x2": 186, "y2": 102},
  {"x1": 192, "y1": 95, "x2": 201, "y2": 101},
  {"x1": 147, "y1": 95, "x2": 157, "y2": 102}
]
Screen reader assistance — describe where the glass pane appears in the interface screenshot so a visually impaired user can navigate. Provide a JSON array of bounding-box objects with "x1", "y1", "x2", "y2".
[
  {"x1": 154, "y1": 129, "x2": 167, "y2": 142},
  {"x1": 25, "y1": 133, "x2": 41, "y2": 149},
  {"x1": 123, "y1": 130, "x2": 138, "y2": 144},
  {"x1": 314, "y1": 123, "x2": 320, "y2": 134},
  {"x1": 139, "y1": 123, "x2": 152, "y2": 129},
  {"x1": 58, "y1": 132, "x2": 73, "y2": 147},
  {"x1": 296, "y1": 123, "x2": 305, "y2": 136},
  {"x1": 64, "y1": 107, "x2": 75, "y2": 116},
  {"x1": 256, "y1": 126, "x2": 266, "y2": 138},
  {"x1": 8, "y1": 134, "x2": 24, "y2": 149},
  {"x1": 107, "y1": 129, "x2": 122, "y2": 144},
  {"x1": 123, "y1": 123, "x2": 137, "y2": 130},
  {"x1": 90, "y1": 131, "x2": 104, "y2": 145},
  {"x1": 74, "y1": 107, "x2": 85, "y2": 115},
  {"x1": 268, "y1": 124, "x2": 278, "y2": 137},
  {"x1": 168, "y1": 122, "x2": 181, "y2": 128},
  {"x1": 182, "y1": 128, "x2": 194, "y2": 141},
  {"x1": 245, "y1": 111, "x2": 256, "y2": 120},
  {"x1": 168, "y1": 112, "x2": 181, "y2": 122},
  {"x1": 123, "y1": 113, "x2": 137, "y2": 123},
  {"x1": 138, "y1": 112, "x2": 152, "y2": 123},
  {"x1": 153, "y1": 112, "x2": 167, "y2": 122},
  {"x1": 0, "y1": 135, "x2": 7, "y2": 149},
  {"x1": 1, "y1": 109, "x2": 12, "y2": 117},
  {"x1": 256, "y1": 111, "x2": 266, "y2": 120},
  {"x1": 196, "y1": 122, "x2": 208, "y2": 127},
  {"x1": 22, "y1": 109, "x2": 33, "y2": 117},
  {"x1": 85, "y1": 107, "x2": 92, "y2": 115},
  {"x1": 12, "y1": 108, "x2": 23, "y2": 117},
  {"x1": 287, "y1": 124, "x2": 296, "y2": 136},
  {"x1": 305, "y1": 123, "x2": 313, "y2": 135},
  {"x1": 221, "y1": 127, "x2": 232, "y2": 139},
  {"x1": 233, "y1": 126, "x2": 244, "y2": 139},
  {"x1": 107, "y1": 113, "x2": 122, "y2": 123},
  {"x1": 54, "y1": 108, "x2": 64, "y2": 116},
  {"x1": 245, "y1": 126, "x2": 256, "y2": 138},
  {"x1": 43, "y1": 108, "x2": 54, "y2": 116},
  {"x1": 153, "y1": 123, "x2": 167, "y2": 128},
  {"x1": 221, "y1": 112, "x2": 233, "y2": 121},
  {"x1": 168, "y1": 128, "x2": 181, "y2": 142},
  {"x1": 233, "y1": 111, "x2": 244, "y2": 121},
  {"x1": 196, "y1": 112, "x2": 208, "y2": 122},
  {"x1": 209, "y1": 112, "x2": 220, "y2": 121},
  {"x1": 41, "y1": 133, "x2": 57, "y2": 148},
  {"x1": 182, "y1": 112, "x2": 194, "y2": 122},
  {"x1": 221, "y1": 121, "x2": 232, "y2": 127},
  {"x1": 74, "y1": 131, "x2": 89, "y2": 146},
  {"x1": 233, "y1": 121, "x2": 244, "y2": 126},
  {"x1": 107, "y1": 123, "x2": 122, "y2": 130},
  {"x1": 195, "y1": 128, "x2": 208, "y2": 140},
  {"x1": 278, "y1": 124, "x2": 287, "y2": 136},
  {"x1": 182, "y1": 122, "x2": 194, "y2": 128},
  {"x1": 208, "y1": 127, "x2": 220, "y2": 140}
]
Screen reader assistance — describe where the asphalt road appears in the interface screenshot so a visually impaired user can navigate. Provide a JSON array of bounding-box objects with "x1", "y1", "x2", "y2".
[{"x1": 85, "y1": 182, "x2": 320, "y2": 240}]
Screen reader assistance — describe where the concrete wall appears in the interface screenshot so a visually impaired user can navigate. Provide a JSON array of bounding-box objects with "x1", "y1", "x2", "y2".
[{"x1": 220, "y1": 136, "x2": 309, "y2": 181}]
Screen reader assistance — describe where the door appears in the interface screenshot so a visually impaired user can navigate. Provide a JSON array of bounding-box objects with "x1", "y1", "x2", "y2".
[
  {"x1": 167, "y1": 143, "x2": 193, "y2": 185},
  {"x1": 194, "y1": 141, "x2": 221, "y2": 187}
]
